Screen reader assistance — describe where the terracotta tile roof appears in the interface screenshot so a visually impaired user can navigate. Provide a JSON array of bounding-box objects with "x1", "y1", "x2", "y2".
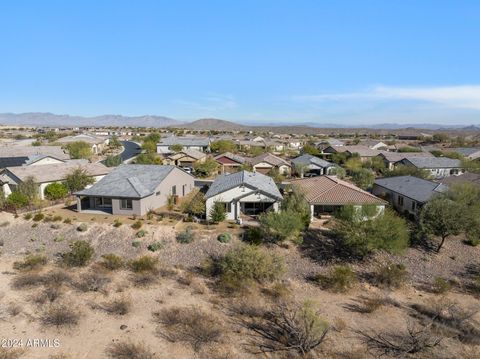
[
  {"x1": 248, "y1": 153, "x2": 291, "y2": 167},
  {"x1": 290, "y1": 176, "x2": 386, "y2": 205}
]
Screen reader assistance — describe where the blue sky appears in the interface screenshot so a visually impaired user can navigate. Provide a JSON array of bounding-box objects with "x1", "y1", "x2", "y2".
[{"x1": 1, "y1": 0, "x2": 480, "y2": 125}]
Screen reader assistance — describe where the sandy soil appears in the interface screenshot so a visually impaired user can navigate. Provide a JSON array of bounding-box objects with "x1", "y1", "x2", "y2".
[{"x1": 0, "y1": 212, "x2": 478, "y2": 358}]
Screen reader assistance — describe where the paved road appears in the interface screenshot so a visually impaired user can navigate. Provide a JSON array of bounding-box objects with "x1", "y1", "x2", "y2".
[{"x1": 120, "y1": 140, "x2": 142, "y2": 162}]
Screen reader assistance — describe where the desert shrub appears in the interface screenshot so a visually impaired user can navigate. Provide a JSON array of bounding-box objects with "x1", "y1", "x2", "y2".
[
  {"x1": 73, "y1": 272, "x2": 111, "y2": 293},
  {"x1": 63, "y1": 218, "x2": 72, "y2": 224},
  {"x1": 333, "y1": 208, "x2": 409, "y2": 258},
  {"x1": 32, "y1": 212, "x2": 45, "y2": 222},
  {"x1": 52, "y1": 215, "x2": 62, "y2": 222},
  {"x1": 0, "y1": 348, "x2": 25, "y2": 359},
  {"x1": 154, "y1": 306, "x2": 223, "y2": 352},
  {"x1": 13, "y1": 254, "x2": 47, "y2": 271},
  {"x1": 100, "y1": 254, "x2": 124, "y2": 270},
  {"x1": 243, "y1": 226, "x2": 263, "y2": 245},
  {"x1": 42, "y1": 269, "x2": 72, "y2": 286},
  {"x1": 113, "y1": 219, "x2": 123, "y2": 227},
  {"x1": 41, "y1": 303, "x2": 80, "y2": 328},
  {"x1": 240, "y1": 301, "x2": 329, "y2": 356},
  {"x1": 356, "y1": 321, "x2": 441, "y2": 357},
  {"x1": 136, "y1": 229, "x2": 147, "y2": 238},
  {"x1": 33, "y1": 285, "x2": 63, "y2": 305},
  {"x1": 44, "y1": 182, "x2": 68, "y2": 200},
  {"x1": 176, "y1": 227, "x2": 195, "y2": 244},
  {"x1": 258, "y1": 209, "x2": 304, "y2": 244},
  {"x1": 62, "y1": 240, "x2": 94, "y2": 267},
  {"x1": 313, "y1": 265, "x2": 357, "y2": 293},
  {"x1": 97, "y1": 297, "x2": 131, "y2": 315},
  {"x1": 106, "y1": 341, "x2": 156, "y2": 359},
  {"x1": 147, "y1": 242, "x2": 163, "y2": 252},
  {"x1": 206, "y1": 245, "x2": 285, "y2": 292},
  {"x1": 129, "y1": 256, "x2": 158, "y2": 273},
  {"x1": 465, "y1": 237, "x2": 480, "y2": 247},
  {"x1": 209, "y1": 201, "x2": 226, "y2": 223},
  {"x1": 23, "y1": 213, "x2": 32, "y2": 220},
  {"x1": 373, "y1": 262, "x2": 408, "y2": 289},
  {"x1": 130, "y1": 272, "x2": 159, "y2": 287},
  {"x1": 217, "y1": 233, "x2": 231, "y2": 243},
  {"x1": 6, "y1": 192, "x2": 30, "y2": 209},
  {"x1": 11, "y1": 272, "x2": 44, "y2": 289},
  {"x1": 262, "y1": 282, "x2": 291, "y2": 300},
  {"x1": 432, "y1": 277, "x2": 452, "y2": 294},
  {"x1": 6, "y1": 303, "x2": 22, "y2": 317},
  {"x1": 131, "y1": 220, "x2": 143, "y2": 230},
  {"x1": 132, "y1": 240, "x2": 141, "y2": 248},
  {"x1": 77, "y1": 223, "x2": 88, "y2": 232}
]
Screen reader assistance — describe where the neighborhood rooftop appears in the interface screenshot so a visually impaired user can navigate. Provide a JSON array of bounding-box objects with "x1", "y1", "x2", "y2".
[
  {"x1": 400, "y1": 157, "x2": 462, "y2": 168},
  {"x1": 291, "y1": 153, "x2": 334, "y2": 168},
  {"x1": 77, "y1": 164, "x2": 178, "y2": 198},
  {"x1": 205, "y1": 170, "x2": 282, "y2": 200},
  {"x1": 157, "y1": 136, "x2": 210, "y2": 146},
  {"x1": 290, "y1": 176, "x2": 386, "y2": 205},
  {"x1": 374, "y1": 175, "x2": 448, "y2": 203}
]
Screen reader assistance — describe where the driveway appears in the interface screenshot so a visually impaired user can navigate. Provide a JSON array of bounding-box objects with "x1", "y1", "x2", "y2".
[{"x1": 120, "y1": 140, "x2": 142, "y2": 162}]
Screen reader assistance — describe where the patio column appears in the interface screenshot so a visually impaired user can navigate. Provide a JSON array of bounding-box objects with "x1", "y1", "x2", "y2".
[
  {"x1": 76, "y1": 196, "x2": 82, "y2": 212},
  {"x1": 310, "y1": 204, "x2": 314, "y2": 222}
]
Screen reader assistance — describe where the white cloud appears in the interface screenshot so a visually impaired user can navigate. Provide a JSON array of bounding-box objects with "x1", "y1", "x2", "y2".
[{"x1": 293, "y1": 85, "x2": 480, "y2": 110}]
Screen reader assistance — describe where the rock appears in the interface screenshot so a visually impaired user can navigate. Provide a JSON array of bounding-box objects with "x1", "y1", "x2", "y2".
[{"x1": 120, "y1": 325, "x2": 127, "y2": 330}]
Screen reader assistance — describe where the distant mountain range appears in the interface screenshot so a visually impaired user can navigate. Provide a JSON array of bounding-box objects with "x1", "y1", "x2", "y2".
[{"x1": 1, "y1": 112, "x2": 479, "y2": 132}]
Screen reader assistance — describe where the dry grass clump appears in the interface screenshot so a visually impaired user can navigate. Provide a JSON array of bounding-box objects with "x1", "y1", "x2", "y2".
[
  {"x1": 94, "y1": 297, "x2": 132, "y2": 316},
  {"x1": 73, "y1": 272, "x2": 111, "y2": 293},
  {"x1": 13, "y1": 254, "x2": 48, "y2": 271},
  {"x1": 6, "y1": 302, "x2": 22, "y2": 317},
  {"x1": 11, "y1": 272, "x2": 44, "y2": 289},
  {"x1": 106, "y1": 341, "x2": 156, "y2": 359},
  {"x1": 128, "y1": 256, "x2": 158, "y2": 273},
  {"x1": 32, "y1": 285, "x2": 63, "y2": 305},
  {"x1": 42, "y1": 269, "x2": 72, "y2": 285},
  {"x1": 261, "y1": 281, "x2": 291, "y2": 301},
  {"x1": 312, "y1": 265, "x2": 357, "y2": 293},
  {"x1": 130, "y1": 272, "x2": 159, "y2": 287},
  {"x1": 0, "y1": 348, "x2": 25, "y2": 359},
  {"x1": 372, "y1": 262, "x2": 408, "y2": 289},
  {"x1": 153, "y1": 306, "x2": 223, "y2": 352},
  {"x1": 345, "y1": 295, "x2": 390, "y2": 314},
  {"x1": 40, "y1": 303, "x2": 81, "y2": 328},
  {"x1": 99, "y1": 254, "x2": 124, "y2": 271}
]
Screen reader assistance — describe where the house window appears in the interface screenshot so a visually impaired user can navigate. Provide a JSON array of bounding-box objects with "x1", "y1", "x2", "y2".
[
  {"x1": 225, "y1": 202, "x2": 232, "y2": 213},
  {"x1": 95, "y1": 197, "x2": 112, "y2": 208},
  {"x1": 411, "y1": 201, "x2": 416, "y2": 211},
  {"x1": 171, "y1": 185, "x2": 177, "y2": 196},
  {"x1": 156, "y1": 191, "x2": 161, "y2": 196},
  {"x1": 121, "y1": 199, "x2": 133, "y2": 210},
  {"x1": 397, "y1": 195, "x2": 404, "y2": 206}
]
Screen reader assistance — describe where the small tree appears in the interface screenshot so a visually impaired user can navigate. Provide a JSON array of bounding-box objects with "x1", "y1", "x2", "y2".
[
  {"x1": 282, "y1": 185, "x2": 311, "y2": 228},
  {"x1": 180, "y1": 189, "x2": 206, "y2": 217},
  {"x1": 6, "y1": 192, "x2": 30, "y2": 210},
  {"x1": 210, "y1": 139, "x2": 236, "y2": 153},
  {"x1": 66, "y1": 141, "x2": 93, "y2": 159},
  {"x1": 104, "y1": 155, "x2": 122, "y2": 167},
  {"x1": 63, "y1": 240, "x2": 94, "y2": 267},
  {"x1": 209, "y1": 201, "x2": 226, "y2": 223},
  {"x1": 351, "y1": 168, "x2": 374, "y2": 190},
  {"x1": 141, "y1": 141, "x2": 157, "y2": 154},
  {"x1": 259, "y1": 210, "x2": 304, "y2": 244},
  {"x1": 17, "y1": 176, "x2": 38, "y2": 201},
  {"x1": 44, "y1": 182, "x2": 68, "y2": 200},
  {"x1": 65, "y1": 168, "x2": 95, "y2": 193},
  {"x1": 194, "y1": 158, "x2": 219, "y2": 178},
  {"x1": 170, "y1": 144, "x2": 183, "y2": 152},
  {"x1": 420, "y1": 196, "x2": 465, "y2": 252}
]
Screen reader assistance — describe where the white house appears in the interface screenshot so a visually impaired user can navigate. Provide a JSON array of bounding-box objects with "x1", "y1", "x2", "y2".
[
  {"x1": 394, "y1": 157, "x2": 464, "y2": 179},
  {"x1": 156, "y1": 136, "x2": 211, "y2": 154},
  {"x1": 205, "y1": 170, "x2": 283, "y2": 221}
]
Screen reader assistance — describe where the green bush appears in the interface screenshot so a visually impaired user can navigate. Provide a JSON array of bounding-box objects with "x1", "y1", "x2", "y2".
[
  {"x1": 432, "y1": 277, "x2": 451, "y2": 294},
  {"x1": 207, "y1": 245, "x2": 285, "y2": 292},
  {"x1": 128, "y1": 256, "x2": 158, "y2": 272},
  {"x1": 259, "y1": 209, "x2": 304, "y2": 244},
  {"x1": 136, "y1": 229, "x2": 147, "y2": 238},
  {"x1": 63, "y1": 218, "x2": 72, "y2": 224},
  {"x1": 113, "y1": 219, "x2": 123, "y2": 227},
  {"x1": 147, "y1": 242, "x2": 164, "y2": 252},
  {"x1": 465, "y1": 237, "x2": 480, "y2": 247},
  {"x1": 131, "y1": 220, "x2": 143, "y2": 230},
  {"x1": 6, "y1": 192, "x2": 30, "y2": 209},
  {"x1": 243, "y1": 227, "x2": 263, "y2": 245},
  {"x1": 52, "y1": 215, "x2": 63, "y2": 222},
  {"x1": 13, "y1": 254, "x2": 48, "y2": 271},
  {"x1": 44, "y1": 182, "x2": 68, "y2": 200},
  {"x1": 77, "y1": 223, "x2": 88, "y2": 232},
  {"x1": 32, "y1": 212, "x2": 45, "y2": 222},
  {"x1": 217, "y1": 233, "x2": 231, "y2": 243},
  {"x1": 100, "y1": 254, "x2": 124, "y2": 270},
  {"x1": 177, "y1": 227, "x2": 195, "y2": 244},
  {"x1": 62, "y1": 240, "x2": 94, "y2": 267},
  {"x1": 131, "y1": 240, "x2": 141, "y2": 248},
  {"x1": 313, "y1": 266, "x2": 357, "y2": 293},
  {"x1": 209, "y1": 201, "x2": 226, "y2": 223},
  {"x1": 23, "y1": 213, "x2": 33, "y2": 220},
  {"x1": 373, "y1": 262, "x2": 408, "y2": 289}
]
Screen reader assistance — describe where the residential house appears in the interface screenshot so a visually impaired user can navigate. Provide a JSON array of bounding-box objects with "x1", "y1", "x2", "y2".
[
  {"x1": 373, "y1": 176, "x2": 448, "y2": 217},
  {"x1": 361, "y1": 140, "x2": 389, "y2": 150},
  {"x1": 214, "y1": 152, "x2": 248, "y2": 173},
  {"x1": 76, "y1": 165, "x2": 195, "y2": 216},
  {"x1": 291, "y1": 154, "x2": 336, "y2": 176},
  {"x1": 163, "y1": 149, "x2": 206, "y2": 169},
  {"x1": 290, "y1": 176, "x2": 386, "y2": 221},
  {"x1": 56, "y1": 134, "x2": 110, "y2": 154},
  {"x1": 323, "y1": 145, "x2": 381, "y2": 162},
  {"x1": 0, "y1": 146, "x2": 70, "y2": 168},
  {"x1": 377, "y1": 151, "x2": 433, "y2": 170},
  {"x1": 1, "y1": 160, "x2": 110, "y2": 200},
  {"x1": 205, "y1": 170, "x2": 282, "y2": 221},
  {"x1": 439, "y1": 172, "x2": 480, "y2": 186},
  {"x1": 394, "y1": 157, "x2": 464, "y2": 179},
  {"x1": 248, "y1": 153, "x2": 291, "y2": 175},
  {"x1": 156, "y1": 136, "x2": 211, "y2": 154},
  {"x1": 450, "y1": 148, "x2": 480, "y2": 160}
]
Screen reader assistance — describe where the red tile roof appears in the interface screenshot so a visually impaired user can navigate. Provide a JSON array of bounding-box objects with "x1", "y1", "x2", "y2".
[{"x1": 290, "y1": 176, "x2": 386, "y2": 205}]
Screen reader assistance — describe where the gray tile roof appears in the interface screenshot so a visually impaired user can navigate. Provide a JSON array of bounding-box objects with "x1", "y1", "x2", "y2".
[
  {"x1": 374, "y1": 175, "x2": 447, "y2": 203},
  {"x1": 451, "y1": 148, "x2": 480, "y2": 156},
  {"x1": 249, "y1": 153, "x2": 290, "y2": 167},
  {"x1": 77, "y1": 164, "x2": 176, "y2": 198},
  {"x1": 158, "y1": 136, "x2": 210, "y2": 147},
  {"x1": 400, "y1": 157, "x2": 462, "y2": 169},
  {"x1": 291, "y1": 154, "x2": 334, "y2": 169},
  {"x1": 205, "y1": 170, "x2": 282, "y2": 200}
]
